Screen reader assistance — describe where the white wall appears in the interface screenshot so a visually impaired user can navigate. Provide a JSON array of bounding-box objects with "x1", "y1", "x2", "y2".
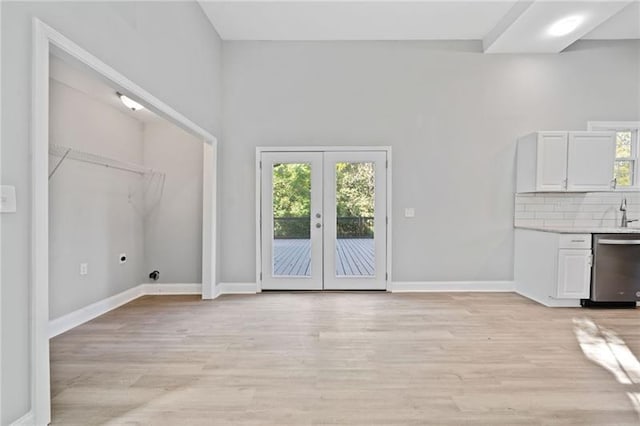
[
  {"x1": 49, "y1": 79, "x2": 146, "y2": 320},
  {"x1": 221, "y1": 40, "x2": 640, "y2": 284},
  {"x1": 0, "y1": 2, "x2": 222, "y2": 423},
  {"x1": 143, "y1": 121, "x2": 203, "y2": 284}
]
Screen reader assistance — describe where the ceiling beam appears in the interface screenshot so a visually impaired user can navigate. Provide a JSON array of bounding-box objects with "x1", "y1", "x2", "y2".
[
  {"x1": 483, "y1": 1, "x2": 535, "y2": 53},
  {"x1": 483, "y1": 0, "x2": 633, "y2": 54}
]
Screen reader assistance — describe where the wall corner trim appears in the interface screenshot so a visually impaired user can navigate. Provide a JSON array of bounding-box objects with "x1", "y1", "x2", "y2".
[
  {"x1": 390, "y1": 281, "x2": 515, "y2": 293},
  {"x1": 10, "y1": 411, "x2": 35, "y2": 426},
  {"x1": 48, "y1": 283, "x2": 202, "y2": 338}
]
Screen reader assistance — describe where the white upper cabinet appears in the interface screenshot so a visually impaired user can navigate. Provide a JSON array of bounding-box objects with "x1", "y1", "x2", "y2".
[
  {"x1": 567, "y1": 132, "x2": 616, "y2": 192},
  {"x1": 537, "y1": 132, "x2": 568, "y2": 192},
  {"x1": 516, "y1": 131, "x2": 615, "y2": 193}
]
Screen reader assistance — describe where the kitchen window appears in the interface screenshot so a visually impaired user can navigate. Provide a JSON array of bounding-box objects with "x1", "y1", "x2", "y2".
[{"x1": 588, "y1": 122, "x2": 640, "y2": 189}]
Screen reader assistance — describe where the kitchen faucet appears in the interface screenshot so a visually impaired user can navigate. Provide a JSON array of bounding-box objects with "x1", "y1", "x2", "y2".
[{"x1": 620, "y1": 197, "x2": 638, "y2": 227}]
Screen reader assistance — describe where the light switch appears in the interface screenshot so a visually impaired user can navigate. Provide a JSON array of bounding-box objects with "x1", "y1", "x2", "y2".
[
  {"x1": 80, "y1": 263, "x2": 88, "y2": 276},
  {"x1": 0, "y1": 186, "x2": 17, "y2": 213},
  {"x1": 404, "y1": 208, "x2": 415, "y2": 218}
]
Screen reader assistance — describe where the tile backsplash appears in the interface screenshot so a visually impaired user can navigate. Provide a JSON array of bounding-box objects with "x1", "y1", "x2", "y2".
[{"x1": 515, "y1": 192, "x2": 640, "y2": 228}]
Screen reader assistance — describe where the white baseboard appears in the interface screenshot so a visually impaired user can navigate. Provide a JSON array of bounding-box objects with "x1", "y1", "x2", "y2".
[
  {"x1": 218, "y1": 282, "x2": 258, "y2": 295},
  {"x1": 391, "y1": 281, "x2": 515, "y2": 293},
  {"x1": 48, "y1": 283, "x2": 202, "y2": 338},
  {"x1": 514, "y1": 288, "x2": 581, "y2": 308},
  {"x1": 141, "y1": 283, "x2": 201, "y2": 295},
  {"x1": 48, "y1": 285, "x2": 144, "y2": 338},
  {"x1": 10, "y1": 411, "x2": 34, "y2": 426},
  {"x1": 216, "y1": 281, "x2": 514, "y2": 294}
]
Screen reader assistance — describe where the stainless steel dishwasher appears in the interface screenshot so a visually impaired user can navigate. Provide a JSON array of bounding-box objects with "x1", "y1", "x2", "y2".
[{"x1": 587, "y1": 234, "x2": 640, "y2": 306}]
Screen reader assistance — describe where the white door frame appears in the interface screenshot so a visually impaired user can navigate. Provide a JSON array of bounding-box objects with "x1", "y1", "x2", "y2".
[
  {"x1": 32, "y1": 19, "x2": 219, "y2": 424},
  {"x1": 255, "y1": 146, "x2": 392, "y2": 292}
]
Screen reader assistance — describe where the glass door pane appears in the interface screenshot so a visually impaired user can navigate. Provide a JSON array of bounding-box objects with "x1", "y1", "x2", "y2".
[
  {"x1": 272, "y1": 163, "x2": 312, "y2": 277},
  {"x1": 335, "y1": 162, "x2": 375, "y2": 277}
]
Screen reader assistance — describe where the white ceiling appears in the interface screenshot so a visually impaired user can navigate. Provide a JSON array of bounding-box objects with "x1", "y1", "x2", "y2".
[
  {"x1": 583, "y1": 1, "x2": 640, "y2": 39},
  {"x1": 200, "y1": 1, "x2": 518, "y2": 41},
  {"x1": 50, "y1": 55, "x2": 162, "y2": 124},
  {"x1": 198, "y1": 0, "x2": 640, "y2": 52}
]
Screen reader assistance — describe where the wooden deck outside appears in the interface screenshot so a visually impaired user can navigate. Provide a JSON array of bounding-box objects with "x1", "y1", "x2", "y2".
[
  {"x1": 273, "y1": 240, "x2": 312, "y2": 276},
  {"x1": 273, "y1": 238, "x2": 374, "y2": 276}
]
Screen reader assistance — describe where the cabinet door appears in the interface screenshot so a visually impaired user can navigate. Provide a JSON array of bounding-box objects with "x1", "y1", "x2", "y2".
[
  {"x1": 556, "y1": 249, "x2": 591, "y2": 299},
  {"x1": 567, "y1": 131, "x2": 616, "y2": 191},
  {"x1": 536, "y1": 132, "x2": 568, "y2": 191}
]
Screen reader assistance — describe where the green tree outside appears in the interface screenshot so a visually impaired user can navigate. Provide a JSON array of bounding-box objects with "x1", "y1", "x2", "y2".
[
  {"x1": 272, "y1": 162, "x2": 375, "y2": 238},
  {"x1": 272, "y1": 163, "x2": 311, "y2": 218},
  {"x1": 615, "y1": 131, "x2": 633, "y2": 186},
  {"x1": 335, "y1": 162, "x2": 374, "y2": 217}
]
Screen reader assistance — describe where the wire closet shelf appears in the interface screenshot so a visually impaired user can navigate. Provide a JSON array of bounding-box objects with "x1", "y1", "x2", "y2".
[
  {"x1": 49, "y1": 143, "x2": 163, "y2": 179},
  {"x1": 48, "y1": 143, "x2": 166, "y2": 216}
]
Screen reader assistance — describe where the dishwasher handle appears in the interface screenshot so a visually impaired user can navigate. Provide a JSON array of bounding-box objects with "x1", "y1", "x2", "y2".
[{"x1": 598, "y1": 239, "x2": 640, "y2": 245}]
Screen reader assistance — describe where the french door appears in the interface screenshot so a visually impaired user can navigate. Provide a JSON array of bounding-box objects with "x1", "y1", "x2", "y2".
[{"x1": 260, "y1": 150, "x2": 387, "y2": 290}]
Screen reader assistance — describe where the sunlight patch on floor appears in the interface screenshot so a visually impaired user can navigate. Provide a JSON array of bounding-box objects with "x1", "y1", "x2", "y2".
[
  {"x1": 627, "y1": 392, "x2": 640, "y2": 422},
  {"x1": 574, "y1": 317, "x2": 640, "y2": 420},
  {"x1": 573, "y1": 317, "x2": 640, "y2": 385}
]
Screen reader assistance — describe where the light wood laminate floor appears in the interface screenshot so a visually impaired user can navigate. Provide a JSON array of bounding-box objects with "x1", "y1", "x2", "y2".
[{"x1": 51, "y1": 292, "x2": 640, "y2": 425}]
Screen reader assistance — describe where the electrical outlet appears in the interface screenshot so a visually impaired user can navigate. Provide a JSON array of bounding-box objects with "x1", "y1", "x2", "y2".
[
  {"x1": 119, "y1": 253, "x2": 127, "y2": 264},
  {"x1": 404, "y1": 208, "x2": 415, "y2": 218},
  {"x1": 80, "y1": 263, "x2": 88, "y2": 276}
]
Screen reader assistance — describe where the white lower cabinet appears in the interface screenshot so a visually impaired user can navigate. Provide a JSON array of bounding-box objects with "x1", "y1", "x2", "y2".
[
  {"x1": 515, "y1": 229, "x2": 592, "y2": 307},
  {"x1": 556, "y1": 249, "x2": 592, "y2": 299}
]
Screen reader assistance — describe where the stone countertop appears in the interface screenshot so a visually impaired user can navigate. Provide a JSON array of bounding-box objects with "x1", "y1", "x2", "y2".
[{"x1": 515, "y1": 226, "x2": 640, "y2": 234}]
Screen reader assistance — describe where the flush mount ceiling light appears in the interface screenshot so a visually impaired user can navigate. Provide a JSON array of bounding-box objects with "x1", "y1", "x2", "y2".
[
  {"x1": 547, "y1": 16, "x2": 584, "y2": 37},
  {"x1": 117, "y1": 92, "x2": 144, "y2": 111}
]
